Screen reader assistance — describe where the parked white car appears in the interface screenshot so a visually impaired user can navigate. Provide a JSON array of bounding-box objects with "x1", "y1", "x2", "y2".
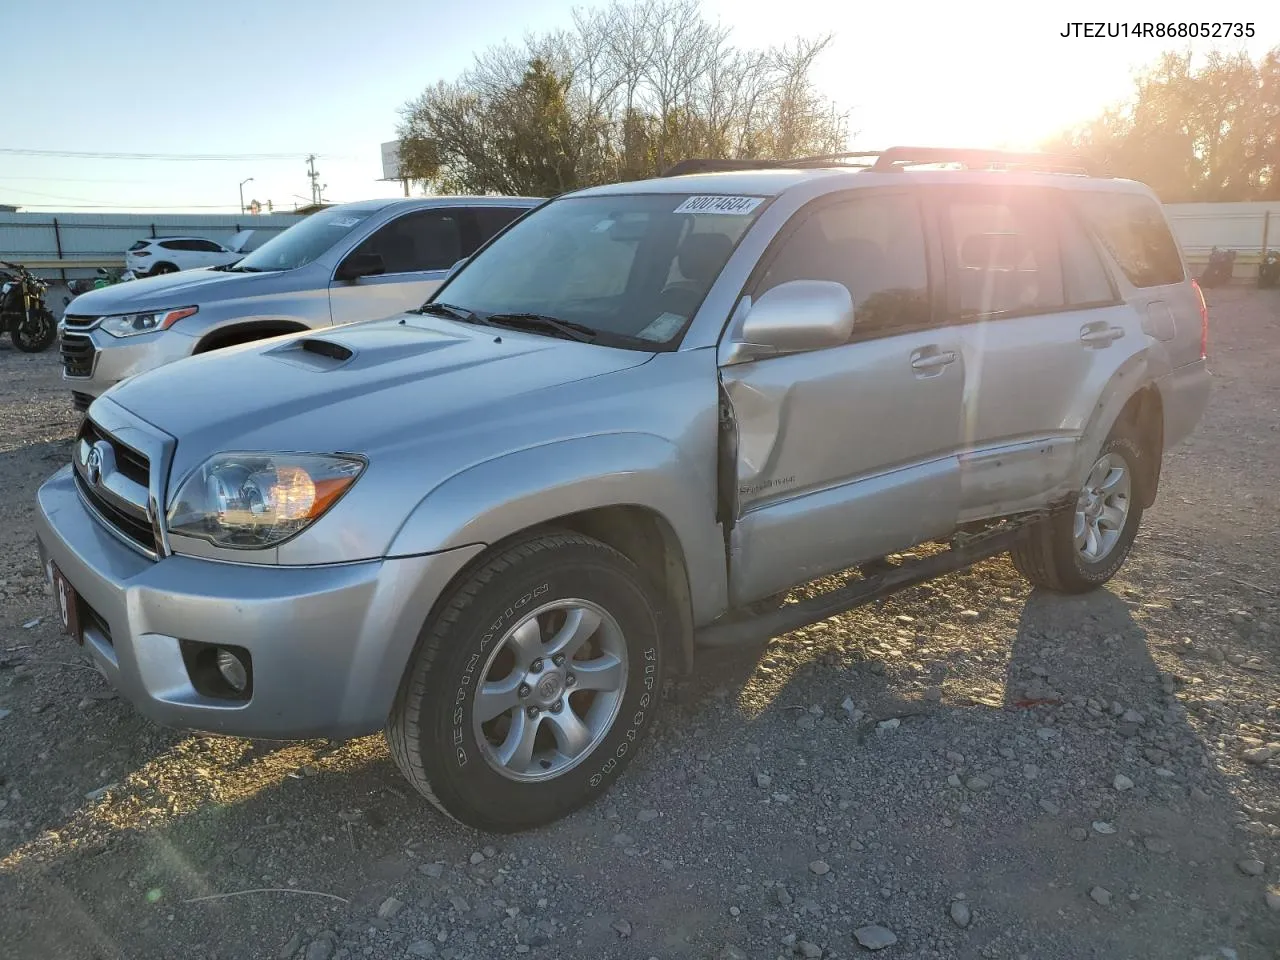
[{"x1": 126, "y1": 236, "x2": 245, "y2": 277}]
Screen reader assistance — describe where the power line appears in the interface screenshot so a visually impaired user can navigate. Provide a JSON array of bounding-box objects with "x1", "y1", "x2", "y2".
[
  {"x1": 6, "y1": 202, "x2": 259, "y2": 210},
  {"x1": 4, "y1": 186, "x2": 119, "y2": 203},
  {"x1": 0, "y1": 148, "x2": 351, "y2": 161},
  {"x1": 0, "y1": 175, "x2": 163, "y2": 184}
]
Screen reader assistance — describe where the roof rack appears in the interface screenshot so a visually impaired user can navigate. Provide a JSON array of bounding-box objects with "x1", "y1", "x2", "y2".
[
  {"x1": 658, "y1": 158, "x2": 782, "y2": 177},
  {"x1": 869, "y1": 146, "x2": 1092, "y2": 176},
  {"x1": 658, "y1": 152, "x2": 880, "y2": 177},
  {"x1": 658, "y1": 147, "x2": 1095, "y2": 179}
]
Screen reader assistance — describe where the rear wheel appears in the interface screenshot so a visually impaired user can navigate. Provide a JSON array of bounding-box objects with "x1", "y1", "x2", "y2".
[
  {"x1": 1011, "y1": 427, "x2": 1149, "y2": 593},
  {"x1": 150, "y1": 262, "x2": 178, "y2": 276},
  {"x1": 387, "y1": 531, "x2": 665, "y2": 832},
  {"x1": 10, "y1": 307, "x2": 56, "y2": 352}
]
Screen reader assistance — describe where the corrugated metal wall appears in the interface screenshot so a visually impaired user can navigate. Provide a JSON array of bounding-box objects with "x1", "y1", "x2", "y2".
[
  {"x1": 5, "y1": 202, "x2": 1276, "y2": 283},
  {"x1": 0, "y1": 211, "x2": 306, "y2": 277},
  {"x1": 1165, "y1": 201, "x2": 1280, "y2": 277}
]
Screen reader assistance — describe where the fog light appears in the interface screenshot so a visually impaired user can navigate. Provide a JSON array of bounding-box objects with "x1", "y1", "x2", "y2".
[{"x1": 216, "y1": 648, "x2": 248, "y2": 692}]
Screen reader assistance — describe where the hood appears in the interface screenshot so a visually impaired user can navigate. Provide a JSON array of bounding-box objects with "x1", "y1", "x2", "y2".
[
  {"x1": 102, "y1": 314, "x2": 655, "y2": 482},
  {"x1": 64, "y1": 266, "x2": 287, "y2": 315}
]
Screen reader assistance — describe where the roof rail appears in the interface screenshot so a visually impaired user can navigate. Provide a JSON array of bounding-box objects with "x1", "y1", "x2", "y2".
[
  {"x1": 659, "y1": 158, "x2": 782, "y2": 177},
  {"x1": 780, "y1": 151, "x2": 882, "y2": 169},
  {"x1": 658, "y1": 147, "x2": 1095, "y2": 179},
  {"x1": 869, "y1": 146, "x2": 1093, "y2": 176},
  {"x1": 659, "y1": 152, "x2": 879, "y2": 177}
]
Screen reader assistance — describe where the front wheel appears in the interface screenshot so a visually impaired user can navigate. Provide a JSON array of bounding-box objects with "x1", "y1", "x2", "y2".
[
  {"x1": 387, "y1": 531, "x2": 665, "y2": 832},
  {"x1": 1011, "y1": 428, "x2": 1148, "y2": 593},
  {"x1": 11, "y1": 308, "x2": 56, "y2": 352}
]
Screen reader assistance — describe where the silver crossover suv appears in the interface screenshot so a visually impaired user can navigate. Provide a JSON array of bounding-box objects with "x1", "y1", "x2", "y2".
[
  {"x1": 59, "y1": 196, "x2": 542, "y2": 411},
  {"x1": 35, "y1": 148, "x2": 1211, "y2": 832}
]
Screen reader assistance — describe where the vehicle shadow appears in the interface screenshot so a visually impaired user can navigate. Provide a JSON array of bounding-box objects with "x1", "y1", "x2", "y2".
[
  {"x1": 0, "y1": 557, "x2": 1277, "y2": 960},
  {"x1": 687, "y1": 566, "x2": 1280, "y2": 958}
]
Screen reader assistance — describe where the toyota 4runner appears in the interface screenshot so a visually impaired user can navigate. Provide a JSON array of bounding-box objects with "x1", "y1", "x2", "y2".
[{"x1": 34, "y1": 147, "x2": 1211, "y2": 832}]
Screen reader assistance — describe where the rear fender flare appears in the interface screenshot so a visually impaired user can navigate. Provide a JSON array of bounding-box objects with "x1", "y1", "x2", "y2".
[{"x1": 1075, "y1": 351, "x2": 1163, "y2": 493}]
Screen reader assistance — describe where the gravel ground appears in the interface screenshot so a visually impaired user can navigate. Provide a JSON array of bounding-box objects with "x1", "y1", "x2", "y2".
[{"x1": 1, "y1": 286, "x2": 1278, "y2": 960}]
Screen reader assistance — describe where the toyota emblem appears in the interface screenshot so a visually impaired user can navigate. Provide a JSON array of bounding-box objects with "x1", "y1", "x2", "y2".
[
  {"x1": 536, "y1": 674, "x2": 563, "y2": 701},
  {"x1": 85, "y1": 445, "x2": 103, "y2": 486}
]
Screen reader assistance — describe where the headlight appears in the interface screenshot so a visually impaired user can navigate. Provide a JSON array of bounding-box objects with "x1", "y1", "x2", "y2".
[
  {"x1": 100, "y1": 305, "x2": 198, "y2": 338},
  {"x1": 167, "y1": 452, "x2": 366, "y2": 549}
]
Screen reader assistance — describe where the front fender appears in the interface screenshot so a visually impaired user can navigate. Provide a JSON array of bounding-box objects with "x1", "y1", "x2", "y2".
[{"x1": 386, "y1": 432, "x2": 727, "y2": 624}]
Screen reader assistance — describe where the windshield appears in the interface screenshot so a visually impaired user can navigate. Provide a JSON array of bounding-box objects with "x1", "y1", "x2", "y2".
[
  {"x1": 434, "y1": 192, "x2": 768, "y2": 347},
  {"x1": 230, "y1": 206, "x2": 376, "y2": 272}
]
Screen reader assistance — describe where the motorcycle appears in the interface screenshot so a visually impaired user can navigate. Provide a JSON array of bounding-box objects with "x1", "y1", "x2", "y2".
[
  {"x1": 1259, "y1": 250, "x2": 1280, "y2": 290},
  {"x1": 1198, "y1": 246, "x2": 1236, "y2": 288},
  {"x1": 68, "y1": 267, "x2": 133, "y2": 297},
  {"x1": 0, "y1": 260, "x2": 57, "y2": 352}
]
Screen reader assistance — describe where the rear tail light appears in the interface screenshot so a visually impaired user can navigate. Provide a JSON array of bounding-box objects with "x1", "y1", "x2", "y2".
[
  {"x1": 1190, "y1": 278, "x2": 1208, "y2": 359},
  {"x1": 132, "y1": 250, "x2": 151, "y2": 257}
]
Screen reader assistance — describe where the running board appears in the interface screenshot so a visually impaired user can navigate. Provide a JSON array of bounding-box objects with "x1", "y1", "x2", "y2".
[{"x1": 693, "y1": 517, "x2": 1041, "y2": 649}]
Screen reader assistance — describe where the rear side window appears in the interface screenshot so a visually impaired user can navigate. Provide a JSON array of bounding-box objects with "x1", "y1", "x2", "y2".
[
  {"x1": 940, "y1": 191, "x2": 1065, "y2": 318},
  {"x1": 471, "y1": 207, "x2": 529, "y2": 246},
  {"x1": 757, "y1": 193, "x2": 932, "y2": 340},
  {"x1": 128, "y1": 240, "x2": 150, "y2": 251},
  {"x1": 1055, "y1": 204, "x2": 1117, "y2": 306},
  {"x1": 1072, "y1": 192, "x2": 1184, "y2": 287},
  {"x1": 354, "y1": 210, "x2": 462, "y2": 273}
]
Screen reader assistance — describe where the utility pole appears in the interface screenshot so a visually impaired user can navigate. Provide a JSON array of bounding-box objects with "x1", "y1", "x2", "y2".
[{"x1": 306, "y1": 154, "x2": 321, "y2": 206}]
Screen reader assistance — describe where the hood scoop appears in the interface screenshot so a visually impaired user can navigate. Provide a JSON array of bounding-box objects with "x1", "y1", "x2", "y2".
[
  {"x1": 262, "y1": 321, "x2": 478, "y2": 373},
  {"x1": 299, "y1": 337, "x2": 354, "y2": 361},
  {"x1": 264, "y1": 336, "x2": 356, "y2": 370}
]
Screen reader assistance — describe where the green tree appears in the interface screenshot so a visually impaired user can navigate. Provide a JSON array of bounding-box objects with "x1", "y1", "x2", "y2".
[{"x1": 1045, "y1": 46, "x2": 1280, "y2": 201}]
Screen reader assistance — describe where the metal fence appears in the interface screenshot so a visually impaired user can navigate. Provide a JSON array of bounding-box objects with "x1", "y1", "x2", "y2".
[
  {"x1": 0, "y1": 211, "x2": 306, "y2": 280},
  {"x1": 4, "y1": 201, "x2": 1276, "y2": 284},
  {"x1": 1164, "y1": 202, "x2": 1278, "y2": 279}
]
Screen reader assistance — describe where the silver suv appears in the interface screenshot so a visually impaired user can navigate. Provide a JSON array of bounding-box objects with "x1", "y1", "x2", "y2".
[
  {"x1": 59, "y1": 196, "x2": 542, "y2": 411},
  {"x1": 34, "y1": 148, "x2": 1211, "y2": 833}
]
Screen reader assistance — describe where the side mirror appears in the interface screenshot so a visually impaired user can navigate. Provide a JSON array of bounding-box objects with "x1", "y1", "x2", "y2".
[
  {"x1": 726, "y1": 280, "x2": 854, "y2": 363},
  {"x1": 335, "y1": 252, "x2": 386, "y2": 283}
]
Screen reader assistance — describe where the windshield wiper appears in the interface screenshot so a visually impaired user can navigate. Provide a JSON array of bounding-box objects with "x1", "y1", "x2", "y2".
[
  {"x1": 483, "y1": 313, "x2": 597, "y2": 342},
  {"x1": 227, "y1": 264, "x2": 268, "y2": 273},
  {"x1": 415, "y1": 301, "x2": 482, "y2": 323}
]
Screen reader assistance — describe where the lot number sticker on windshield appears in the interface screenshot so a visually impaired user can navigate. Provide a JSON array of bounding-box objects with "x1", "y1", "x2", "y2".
[
  {"x1": 636, "y1": 312, "x2": 687, "y2": 341},
  {"x1": 673, "y1": 195, "x2": 763, "y2": 215}
]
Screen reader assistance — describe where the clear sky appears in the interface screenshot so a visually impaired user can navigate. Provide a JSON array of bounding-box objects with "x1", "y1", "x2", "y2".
[{"x1": 2, "y1": 0, "x2": 1275, "y2": 213}]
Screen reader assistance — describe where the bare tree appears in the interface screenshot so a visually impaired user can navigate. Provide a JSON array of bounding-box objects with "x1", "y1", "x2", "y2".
[{"x1": 396, "y1": 0, "x2": 849, "y2": 195}]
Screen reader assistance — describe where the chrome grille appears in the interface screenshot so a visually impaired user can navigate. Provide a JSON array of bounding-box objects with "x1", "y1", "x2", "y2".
[
  {"x1": 62, "y1": 313, "x2": 100, "y2": 329},
  {"x1": 61, "y1": 332, "x2": 96, "y2": 378},
  {"x1": 72, "y1": 418, "x2": 158, "y2": 558}
]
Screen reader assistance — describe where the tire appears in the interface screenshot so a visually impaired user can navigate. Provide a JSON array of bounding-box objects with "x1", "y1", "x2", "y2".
[
  {"x1": 10, "y1": 308, "x2": 56, "y2": 352},
  {"x1": 1011, "y1": 425, "x2": 1149, "y2": 593},
  {"x1": 387, "y1": 531, "x2": 665, "y2": 832},
  {"x1": 150, "y1": 262, "x2": 178, "y2": 276}
]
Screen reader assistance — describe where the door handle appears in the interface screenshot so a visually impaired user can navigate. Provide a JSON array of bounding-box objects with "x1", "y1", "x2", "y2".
[
  {"x1": 1080, "y1": 324, "x2": 1125, "y2": 345},
  {"x1": 910, "y1": 350, "x2": 957, "y2": 371}
]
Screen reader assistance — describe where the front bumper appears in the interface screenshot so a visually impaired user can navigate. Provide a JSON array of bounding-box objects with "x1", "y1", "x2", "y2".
[
  {"x1": 60, "y1": 327, "x2": 198, "y2": 403},
  {"x1": 34, "y1": 464, "x2": 483, "y2": 740}
]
